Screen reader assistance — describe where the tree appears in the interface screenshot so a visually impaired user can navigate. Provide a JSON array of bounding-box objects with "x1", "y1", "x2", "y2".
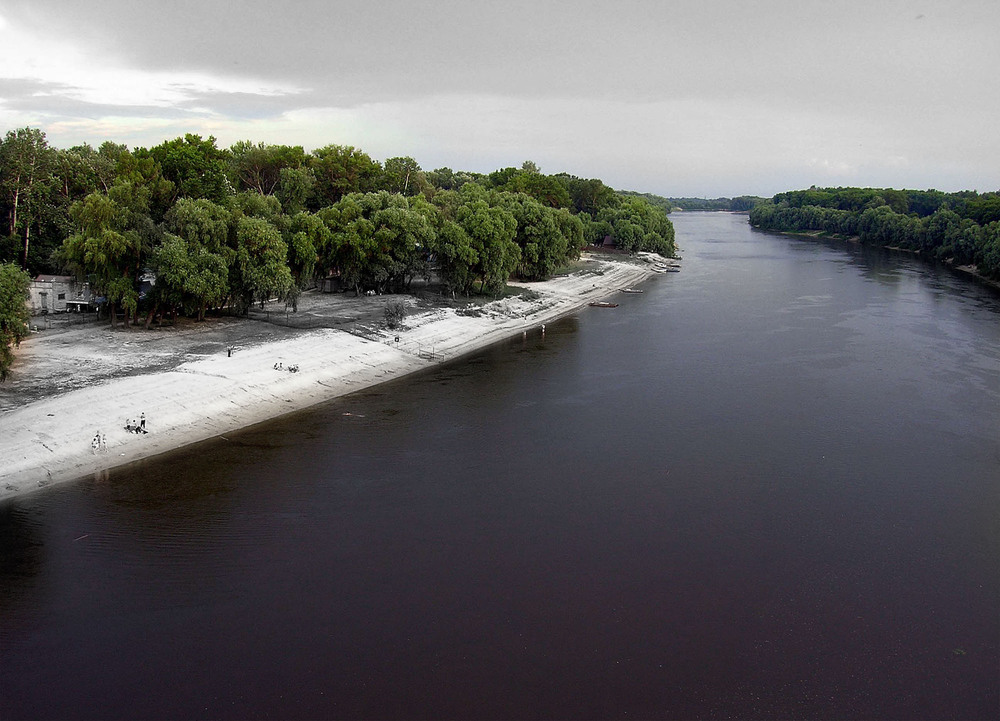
[
  {"x1": 143, "y1": 134, "x2": 231, "y2": 204},
  {"x1": 228, "y1": 141, "x2": 307, "y2": 195},
  {"x1": 382, "y1": 156, "x2": 430, "y2": 197},
  {"x1": 432, "y1": 220, "x2": 478, "y2": 295},
  {"x1": 0, "y1": 127, "x2": 56, "y2": 271},
  {"x1": 284, "y1": 211, "x2": 329, "y2": 287},
  {"x1": 276, "y1": 166, "x2": 316, "y2": 214},
  {"x1": 158, "y1": 198, "x2": 234, "y2": 321},
  {"x1": 456, "y1": 196, "x2": 519, "y2": 294},
  {"x1": 309, "y1": 145, "x2": 382, "y2": 207},
  {"x1": 232, "y1": 216, "x2": 293, "y2": 312},
  {"x1": 59, "y1": 182, "x2": 149, "y2": 328},
  {"x1": 317, "y1": 192, "x2": 435, "y2": 295},
  {"x1": 0, "y1": 262, "x2": 31, "y2": 381}
]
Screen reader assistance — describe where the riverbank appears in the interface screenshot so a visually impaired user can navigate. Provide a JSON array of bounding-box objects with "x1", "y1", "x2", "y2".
[{"x1": 0, "y1": 253, "x2": 665, "y2": 502}]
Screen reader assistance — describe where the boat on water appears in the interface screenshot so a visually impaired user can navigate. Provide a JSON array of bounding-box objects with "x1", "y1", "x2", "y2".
[
  {"x1": 589, "y1": 301, "x2": 619, "y2": 308},
  {"x1": 621, "y1": 288, "x2": 644, "y2": 294}
]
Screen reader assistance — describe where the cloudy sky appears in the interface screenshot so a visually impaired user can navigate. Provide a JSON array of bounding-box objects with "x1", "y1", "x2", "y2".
[{"x1": 1, "y1": 0, "x2": 997, "y2": 198}]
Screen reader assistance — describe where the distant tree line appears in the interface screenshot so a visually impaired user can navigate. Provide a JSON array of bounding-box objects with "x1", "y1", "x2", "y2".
[
  {"x1": 749, "y1": 186, "x2": 1000, "y2": 281},
  {"x1": 660, "y1": 196, "x2": 767, "y2": 212},
  {"x1": 0, "y1": 129, "x2": 676, "y2": 330}
]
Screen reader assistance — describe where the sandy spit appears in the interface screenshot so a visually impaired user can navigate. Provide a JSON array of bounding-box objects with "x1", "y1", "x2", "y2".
[{"x1": 0, "y1": 255, "x2": 664, "y2": 501}]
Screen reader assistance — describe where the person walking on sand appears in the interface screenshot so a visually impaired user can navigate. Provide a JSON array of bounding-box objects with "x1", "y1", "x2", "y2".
[
  {"x1": 100, "y1": 433, "x2": 108, "y2": 453},
  {"x1": 140, "y1": 413, "x2": 146, "y2": 432},
  {"x1": 91, "y1": 434, "x2": 100, "y2": 454}
]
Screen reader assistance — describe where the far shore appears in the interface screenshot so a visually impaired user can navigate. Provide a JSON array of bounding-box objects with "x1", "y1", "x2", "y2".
[{"x1": 0, "y1": 253, "x2": 670, "y2": 502}]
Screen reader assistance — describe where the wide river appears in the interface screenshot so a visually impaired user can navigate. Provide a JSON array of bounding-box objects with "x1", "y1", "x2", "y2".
[{"x1": 2, "y1": 212, "x2": 998, "y2": 720}]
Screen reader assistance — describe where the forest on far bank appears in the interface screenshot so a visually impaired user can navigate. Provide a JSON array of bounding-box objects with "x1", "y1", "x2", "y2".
[
  {"x1": 0, "y1": 127, "x2": 676, "y2": 329},
  {"x1": 749, "y1": 186, "x2": 1000, "y2": 280}
]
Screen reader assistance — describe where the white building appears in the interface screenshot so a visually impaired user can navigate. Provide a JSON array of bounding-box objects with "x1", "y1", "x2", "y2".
[{"x1": 28, "y1": 275, "x2": 92, "y2": 315}]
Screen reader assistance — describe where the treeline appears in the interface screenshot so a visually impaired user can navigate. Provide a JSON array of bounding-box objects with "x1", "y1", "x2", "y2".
[
  {"x1": 0, "y1": 128, "x2": 675, "y2": 327},
  {"x1": 749, "y1": 186, "x2": 1000, "y2": 280},
  {"x1": 667, "y1": 196, "x2": 766, "y2": 212}
]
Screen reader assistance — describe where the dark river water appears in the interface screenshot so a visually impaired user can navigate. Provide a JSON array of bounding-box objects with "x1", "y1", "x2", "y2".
[{"x1": 2, "y1": 212, "x2": 998, "y2": 720}]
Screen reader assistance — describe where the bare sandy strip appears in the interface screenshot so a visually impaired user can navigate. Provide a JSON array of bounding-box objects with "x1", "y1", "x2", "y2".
[{"x1": 0, "y1": 255, "x2": 663, "y2": 501}]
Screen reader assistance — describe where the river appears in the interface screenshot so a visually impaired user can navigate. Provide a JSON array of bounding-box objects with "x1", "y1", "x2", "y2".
[{"x1": 2, "y1": 212, "x2": 998, "y2": 720}]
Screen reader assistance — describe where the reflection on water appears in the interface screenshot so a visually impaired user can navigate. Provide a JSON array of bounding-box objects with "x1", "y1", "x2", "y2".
[{"x1": 1, "y1": 213, "x2": 998, "y2": 720}]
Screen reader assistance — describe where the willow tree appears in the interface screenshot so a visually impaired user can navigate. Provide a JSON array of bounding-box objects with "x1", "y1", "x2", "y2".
[
  {"x1": 155, "y1": 198, "x2": 234, "y2": 322},
  {"x1": 232, "y1": 216, "x2": 293, "y2": 313},
  {"x1": 60, "y1": 182, "x2": 149, "y2": 328}
]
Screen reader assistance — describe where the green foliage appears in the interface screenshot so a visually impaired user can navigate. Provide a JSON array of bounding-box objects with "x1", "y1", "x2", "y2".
[
  {"x1": 750, "y1": 186, "x2": 1000, "y2": 280},
  {"x1": 595, "y1": 195, "x2": 675, "y2": 256},
  {"x1": 3, "y1": 125, "x2": 682, "y2": 323},
  {"x1": 382, "y1": 157, "x2": 430, "y2": 197},
  {"x1": 157, "y1": 199, "x2": 234, "y2": 319},
  {"x1": 0, "y1": 262, "x2": 31, "y2": 381},
  {"x1": 318, "y1": 191, "x2": 435, "y2": 295},
  {"x1": 493, "y1": 192, "x2": 568, "y2": 280},
  {"x1": 142, "y1": 134, "x2": 231, "y2": 205},
  {"x1": 456, "y1": 195, "x2": 519, "y2": 293},
  {"x1": 0, "y1": 127, "x2": 57, "y2": 270},
  {"x1": 432, "y1": 220, "x2": 478, "y2": 295},
  {"x1": 285, "y1": 211, "x2": 328, "y2": 286},
  {"x1": 228, "y1": 141, "x2": 306, "y2": 195},
  {"x1": 233, "y1": 216, "x2": 293, "y2": 313},
  {"x1": 276, "y1": 166, "x2": 316, "y2": 214},
  {"x1": 309, "y1": 145, "x2": 382, "y2": 207},
  {"x1": 60, "y1": 181, "x2": 151, "y2": 327}
]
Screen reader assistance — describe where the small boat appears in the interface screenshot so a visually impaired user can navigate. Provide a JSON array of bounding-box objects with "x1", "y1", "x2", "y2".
[
  {"x1": 588, "y1": 301, "x2": 619, "y2": 308},
  {"x1": 621, "y1": 288, "x2": 644, "y2": 294}
]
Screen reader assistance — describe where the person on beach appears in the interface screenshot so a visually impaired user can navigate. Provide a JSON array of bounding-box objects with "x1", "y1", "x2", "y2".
[
  {"x1": 100, "y1": 433, "x2": 108, "y2": 453},
  {"x1": 140, "y1": 413, "x2": 146, "y2": 432},
  {"x1": 91, "y1": 434, "x2": 100, "y2": 454}
]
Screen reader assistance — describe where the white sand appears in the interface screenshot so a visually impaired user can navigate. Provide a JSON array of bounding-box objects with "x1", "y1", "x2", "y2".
[{"x1": 0, "y1": 255, "x2": 663, "y2": 501}]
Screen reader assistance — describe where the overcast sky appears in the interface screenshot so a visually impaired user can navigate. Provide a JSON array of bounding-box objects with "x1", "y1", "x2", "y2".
[{"x1": 1, "y1": 0, "x2": 997, "y2": 198}]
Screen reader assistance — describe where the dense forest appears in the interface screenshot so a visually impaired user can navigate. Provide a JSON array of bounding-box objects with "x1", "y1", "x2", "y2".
[
  {"x1": 665, "y1": 196, "x2": 766, "y2": 212},
  {"x1": 618, "y1": 192, "x2": 765, "y2": 213},
  {"x1": 749, "y1": 186, "x2": 1000, "y2": 280},
  {"x1": 0, "y1": 127, "x2": 676, "y2": 328}
]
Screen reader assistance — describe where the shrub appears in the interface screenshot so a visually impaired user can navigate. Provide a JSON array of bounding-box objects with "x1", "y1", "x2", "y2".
[{"x1": 384, "y1": 299, "x2": 406, "y2": 329}]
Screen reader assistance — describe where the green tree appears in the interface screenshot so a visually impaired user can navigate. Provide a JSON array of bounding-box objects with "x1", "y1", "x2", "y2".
[
  {"x1": 0, "y1": 127, "x2": 56, "y2": 271},
  {"x1": 276, "y1": 166, "x2": 316, "y2": 214},
  {"x1": 382, "y1": 156, "x2": 430, "y2": 197},
  {"x1": 432, "y1": 220, "x2": 478, "y2": 295},
  {"x1": 456, "y1": 195, "x2": 519, "y2": 293},
  {"x1": 494, "y1": 192, "x2": 567, "y2": 279},
  {"x1": 60, "y1": 182, "x2": 150, "y2": 328},
  {"x1": 309, "y1": 145, "x2": 382, "y2": 207},
  {"x1": 318, "y1": 192, "x2": 435, "y2": 294},
  {"x1": 232, "y1": 216, "x2": 293, "y2": 312},
  {"x1": 157, "y1": 198, "x2": 234, "y2": 321},
  {"x1": 228, "y1": 141, "x2": 307, "y2": 195},
  {"x1": 0, "y1": 262, "x2": 31, "y2": 381},
  {"x1": 285, "y1": 211, "x2": 329, "y2": 287},
  {"x1": 143, "y1": 134, "x2": 231, "y2": 205}
]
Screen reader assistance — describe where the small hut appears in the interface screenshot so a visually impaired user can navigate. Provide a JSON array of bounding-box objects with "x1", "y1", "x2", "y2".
[{"x1": 28, "y1": 275, "x2": 92, "y2": 315}]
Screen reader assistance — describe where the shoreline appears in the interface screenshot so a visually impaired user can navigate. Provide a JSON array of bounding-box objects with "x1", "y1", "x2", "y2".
[{"x1": 1, "y1": 254, "x2": 664, "y2": 503}]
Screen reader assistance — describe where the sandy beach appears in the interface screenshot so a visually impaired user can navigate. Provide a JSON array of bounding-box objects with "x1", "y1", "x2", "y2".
[{"x1": 0, "y1": 253, "x2": 672, "y2": 502}]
